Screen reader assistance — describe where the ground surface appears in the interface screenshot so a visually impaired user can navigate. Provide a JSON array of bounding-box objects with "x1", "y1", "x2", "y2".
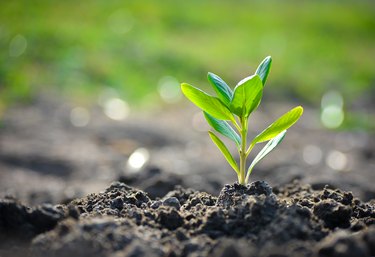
[
  {"x1": 0, "y1": 96, "x2": 374, "y2": 256},
  {"x1": 1, "y1": 181, "x2": 374, "y2": 257}
]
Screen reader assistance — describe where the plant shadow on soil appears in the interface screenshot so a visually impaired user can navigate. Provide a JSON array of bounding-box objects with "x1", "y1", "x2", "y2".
[{"x1": 0, "y1": 179, "x2": 374, "y2": 257}]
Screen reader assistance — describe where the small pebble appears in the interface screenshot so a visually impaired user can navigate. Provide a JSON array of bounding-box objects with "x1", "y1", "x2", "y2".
[
  {"x1": 111, "y1": 197, "x2": 124, "y2": 210},
  {"x1": 150, "y1": 200, "x2": 162, "y2": 209},
  {"x1": 163, "y1": 197, "x2": 181, "y2": 210}
]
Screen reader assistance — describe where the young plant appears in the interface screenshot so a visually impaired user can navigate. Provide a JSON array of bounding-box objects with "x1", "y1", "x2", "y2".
[{"x1": 181, "y1": 56, "x2": 303, "y2": 185}]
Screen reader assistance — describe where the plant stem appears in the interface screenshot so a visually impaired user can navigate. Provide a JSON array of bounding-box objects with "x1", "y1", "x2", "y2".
[
  {"x1": 244, "y1": 143, "x2": 255, "y2": 184},
  {"x1": 239, "y1": 116, "x2": 247, "y2": 185},
  {"x1": 233, "y1": 119, "x2": 241, "y2": 132}
]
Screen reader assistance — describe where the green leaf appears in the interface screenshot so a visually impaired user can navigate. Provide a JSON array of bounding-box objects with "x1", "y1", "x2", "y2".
[
  {"x1": 230, "y1": 75, "x2": 263, "y2": 118},
  {"x1": 207, "y1": 72, "x2": 233, "y2": 107},
  {"x1": 251, "y1": 106, "x2": 303, "y2": 144},
  {"x1": 208, "y1": 131, "x2": 239, "y2": 174},
  {"x1": 255, "y1": 56, "x2": 272, "y2": 85},
  {"x1": 181, "y1": 83, "x2": 235, "y2": 122},
  {"x1": 204, "y1": 112, "x2": 241, "y2": 147},
  {"x1": 246, "y1": 130, "x2": 286, "y2": 182}
]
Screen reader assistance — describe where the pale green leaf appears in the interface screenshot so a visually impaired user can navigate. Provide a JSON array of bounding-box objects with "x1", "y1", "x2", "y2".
[
  {"x1": 230, "y1": 75, "x2": 263, "y2": 117},
  {"x1": 204, "y1": 112, "x2": 241, "y2": 147},
  {"x1": 252, "y1": 106, "x2": 303, "y2": 144},
  {"x1": 208, "y1": 131, "x2": 239, "y2": 174},
  {"x1": 207, "y1": 72, "x2": 233, "y2": 107},
  {"x1": 246, "y1": 130, "x2": 286, "y2": 182},
  {"x1": 181, "y1": 83, "x2": 235, "y2": 122},
  {"x1": 255, "y1": 56, "x2": 272, "y2": 85}
]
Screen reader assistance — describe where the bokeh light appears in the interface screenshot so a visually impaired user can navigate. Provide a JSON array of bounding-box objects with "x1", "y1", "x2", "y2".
[
  {"x1": 127, "y1": 148, "x2": 150, "y2": 171},
  {"x1": 158, "y1": 76, "x2": 182, "y2": 103},
  {"x1": 70, "y1": 107, "x2": 90, "y2": 127},
  {"x1": 302, "y1": 145, "x2": 323, "y2": 165},
  {"x1": 9, "y1": 34, "x2": 27, "y2": 57},
  {"x1": 103, "y1": 98, "x2": 130, "y2": 121},
  {"x1": 326, "y1": 150, "x2": 348, "y2": 171},
  {"x1": 321, "y1": 91, "x2": 345, "y2": 129},
  {"x1": 321, "y1": 91, "x2": 344, "y2": 109}
]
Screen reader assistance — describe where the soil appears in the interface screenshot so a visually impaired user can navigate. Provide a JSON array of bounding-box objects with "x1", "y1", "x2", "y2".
[
  {"x1": 0, "y1": 180, "x2": 374, "y2": 257},
  {"x1": 0, "y1": 95, "x2": 374, "y2": 256}
]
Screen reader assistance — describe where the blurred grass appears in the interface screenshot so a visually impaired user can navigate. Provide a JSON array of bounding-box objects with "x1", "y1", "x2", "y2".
[{"x1": 0, "y1": 0, "x2": 374, "y2": 119}]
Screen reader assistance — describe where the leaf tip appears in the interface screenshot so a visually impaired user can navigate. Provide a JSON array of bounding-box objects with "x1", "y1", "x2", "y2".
[
  {"x1": 262, "y1": 56, "x2": 272, "y2": 65},
  {"x1": 208, "y1": 130, "x2": 215, "y2": 139},
  {"x1": 180, "y1": 83, "x2": 194, "y2": 95},
  {"x1": 296, "y1": 105, "x2": 304, "y2": 115},
  {"x1": 207, "y1": 72, "x2": 219, "y2": 84}
]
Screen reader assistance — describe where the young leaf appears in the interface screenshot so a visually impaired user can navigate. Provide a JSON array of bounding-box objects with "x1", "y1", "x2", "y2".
[
  {"x1": 246, "y1": 130, "x2": 286, "y2": 182},
  {"x1": 208, "y1": 131, "x2": 239, "y2": 174},
  {"x1": 207, "y1": 72, "x2": 233, "y2": 107},
  {"x1": 204, "y1": 112, "x2": 241, "y2": 147},
  {"x1": 255, "y1": 56, "x2": 272, "y2": 85},
  {"x1": 251, "y1": 106, "x2": 303, "y2": 144},
  {"x1": 181, "y1": 83, "x2": 235, "y2": 122},
  {"x1": 230, "y1": 74, "x2": 263, "y2": 117}
]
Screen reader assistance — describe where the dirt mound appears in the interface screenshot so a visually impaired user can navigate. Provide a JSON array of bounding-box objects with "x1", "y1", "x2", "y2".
[{"x1": 0, "y1": 180, "x2": 374, "y2": 257}]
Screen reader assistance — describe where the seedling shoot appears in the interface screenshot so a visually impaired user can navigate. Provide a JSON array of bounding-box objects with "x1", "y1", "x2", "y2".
[{"x1": 181, "y1": 56, "x2": 303, "y2": 185}]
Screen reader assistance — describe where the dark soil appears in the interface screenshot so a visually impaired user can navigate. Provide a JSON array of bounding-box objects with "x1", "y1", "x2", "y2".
[{"x1": 1, "y1": 180, "x2": 373, "y2": 257}]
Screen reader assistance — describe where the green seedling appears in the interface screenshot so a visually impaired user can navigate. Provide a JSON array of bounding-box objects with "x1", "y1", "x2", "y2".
[{"x1": 181, "y1": 56, "x2": 303, "y2": 185}]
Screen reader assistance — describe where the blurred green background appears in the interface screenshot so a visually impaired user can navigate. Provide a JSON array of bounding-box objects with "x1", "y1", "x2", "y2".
[{"x1": 0, "y1": 0, "x2": 374, "y2": 129}]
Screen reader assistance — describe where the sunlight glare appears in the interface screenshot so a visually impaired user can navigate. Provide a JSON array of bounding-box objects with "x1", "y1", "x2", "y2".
[
  {"x1": 326, "y1": 150, "x2": 348, "y2": 171},
  {"x1": 104, "y1": 98, "x2": 130, "y2": 121},
  {"x1": 127, "y1": 148, "x2": 150, "y2": 171}
]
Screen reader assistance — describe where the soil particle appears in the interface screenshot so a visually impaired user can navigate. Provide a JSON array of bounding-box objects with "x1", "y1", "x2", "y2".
[
  {"x1": 162, "y1": 197, "x2": 181, "y2": 210},
  {"x1": 317, "y1": 229, "x2": 374, "y2": 257},
  {"x1": 32, "y1": 217, "x2": 140, "y2": 257},
  {"x1": 70, "y1": 182, "x2": 150, "y2": 216},
  {"x1": 156, "y1": 207, "x2": 184, "y2": 230},
  {"x1": 202, "y1": 181, "x2": 279, "y2": 238},
  {"x1": 164, "y1": 186, "x2": 200, "y2": 206},
  {"x1": 110, "y1": 197, "x2": 124, "y2": 210},
  {"x1": 216, "y1": 181, "x2": 274, "y2": 208},
  {"x1": 313, "y1": 199, "x2": 352, "y2": 229},
  {"x1": 0, "y1": 197, "x2": 67, "y2": 242},
  {"x1": 150, "y1": 200, "x2": 162, "y2": 209}
]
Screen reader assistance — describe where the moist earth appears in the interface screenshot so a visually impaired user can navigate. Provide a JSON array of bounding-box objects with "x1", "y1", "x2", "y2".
[{"x1": 0, "y1": 180, "x2": 374, "y2": 257}]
